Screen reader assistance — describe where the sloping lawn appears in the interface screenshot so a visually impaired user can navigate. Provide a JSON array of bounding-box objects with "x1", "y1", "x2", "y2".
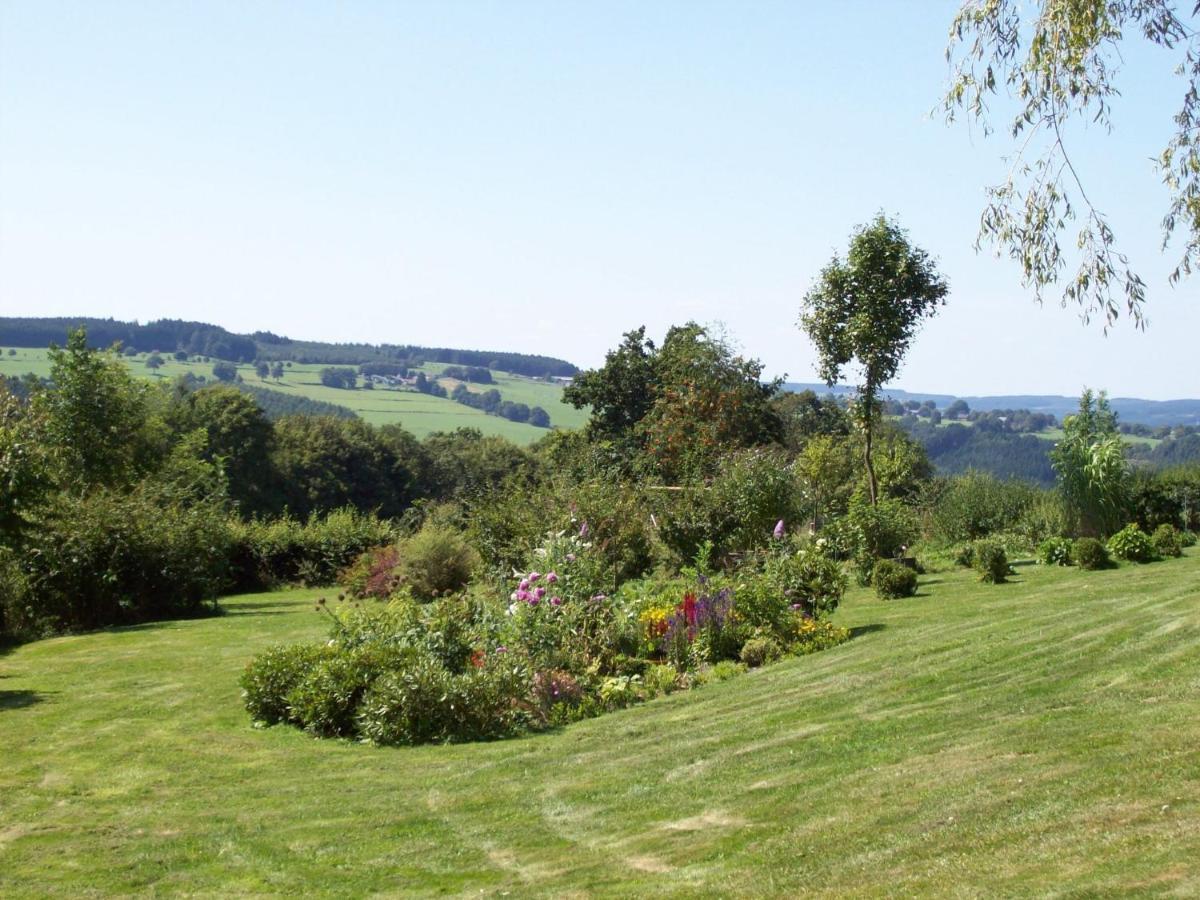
[{"x1": 2, "y1": 556, "x2": 1198, "y2": 896}]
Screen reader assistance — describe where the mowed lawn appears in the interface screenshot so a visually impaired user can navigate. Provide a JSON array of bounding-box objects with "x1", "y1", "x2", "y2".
[
  {"x1": 2, "y1": 557, "x2": 1199, "y2": 896},
  {"x1": 0, "y1": 349, "x2": 583, "y2": 443}
]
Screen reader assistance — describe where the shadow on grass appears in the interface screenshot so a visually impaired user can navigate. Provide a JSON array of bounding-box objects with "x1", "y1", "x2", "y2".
[
  {"x1": 0, "y1": 689, "x2": 45, "y2": 711},
  {"x1": 850, "y1": 623, "x2": 887, "y2": 640},
  {"x1": 225, "y1": 601, "x2": 298, "y2": 615}
]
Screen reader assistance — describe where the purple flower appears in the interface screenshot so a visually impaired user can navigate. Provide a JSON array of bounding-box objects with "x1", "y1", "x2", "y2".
[
  {"x1": 528, "y1": 595, "x2": 540, "y2": 607},
  {"x1": 529, "y1": 572, "x2": 541, "y2": 583},
  {"x1": 516, "y1": 589, "x2": 531, "y2": 602},
  {"x1": 519, "y1": 579, "x2": 530, "y2": 591},
  {"x1": 579, "y1": 522, "x2": 589, "y2": 539},
  {"x1": 495, "y1": 646, "x2": 507, "y2": 654},
  {"x1": 546, "y1": 572, "x2": 558, "y2": 584},
  {"x1": 773, "y1": 519, "x2": 785, "y2": 539},
  {"x1": 535, "y1": 585, "x2": 547, "y2": 599},
  {"x1": 789, "y1": 602, "x2": 804, "y2": 611},
  {"x1": 550, "y1": 596, "x2": 563, "y2": 607},
  {"x1": 591, "y1": 593, "x2": 607, "y2": 603}
]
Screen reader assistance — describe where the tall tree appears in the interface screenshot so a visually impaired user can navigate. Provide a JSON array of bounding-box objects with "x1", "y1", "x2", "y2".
[
  {"x1": 800, "y1": 214, "x2": 948, "y2": 505},
  {"x1": 943, "y1": 0, "x2": 1200, "y2": 328}
]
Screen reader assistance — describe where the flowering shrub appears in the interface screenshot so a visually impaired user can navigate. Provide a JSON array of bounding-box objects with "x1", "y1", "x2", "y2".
[
  {"x1": 341, "y1": 546, "x2": 402, "y2": 599},
  {"x1": 1036, "y1": 537, "x2": 1074, "y2": 567},
  {"x1": 790, "y1": 618, "x2": 851, "y2": 655},
  {"x1": 246, "y1": 522, "x2": 854, "y2": 747}
]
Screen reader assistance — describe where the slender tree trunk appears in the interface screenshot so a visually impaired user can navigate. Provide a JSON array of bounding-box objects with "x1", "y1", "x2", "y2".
[{"x1": 864, "y1": 417, "x2": 878, "y2": 506}]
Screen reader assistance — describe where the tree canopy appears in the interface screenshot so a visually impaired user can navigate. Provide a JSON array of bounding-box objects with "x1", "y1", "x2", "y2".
[
  {"x1": 800, "y1": 214, "x2": 948, "y2": 503},
  {"x1": 943, "y1": 0, "x2": 1200, "y2": 328}
]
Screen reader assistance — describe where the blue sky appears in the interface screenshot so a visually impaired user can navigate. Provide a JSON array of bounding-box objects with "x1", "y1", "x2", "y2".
[{"x1": 1, "y1": 1, "x2": 1196, "y2": 398}]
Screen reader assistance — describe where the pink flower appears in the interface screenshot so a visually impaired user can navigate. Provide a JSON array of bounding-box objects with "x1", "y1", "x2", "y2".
[
  {"x1": 519, "y1": 579, "x2": 530, "y2": 591},
  {"x1": 546, "y1": 572, "x2": 558, "y2": 584},
  {"x1": 529, "y1": 572, "x2": 541, "y2": 583},
  {"x1": 550, "y1": 596, "x2": 563, "y2": 607},
  {"x1": 528, "y1": 595, "x2": 540, "y2": 607},
  {"x1": 516, "y1": 589, "x2": 531, "y2": 602},
  {"x1": 579, "y1": 522, "x2": 589, "y2": 539},
  {"x1": 773, "y1": 519, "x2": 785, "y2": 539},
  {"x1": 535, "y1": 586, "x2": 547, "y2": 599}
]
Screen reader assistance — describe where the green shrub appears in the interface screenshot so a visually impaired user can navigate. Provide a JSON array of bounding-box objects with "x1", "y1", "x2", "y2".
[
  {"x1": 929, "y1": 472, "x2": 1037, "y2": 543},
  {"x1": 871, "y1": 559, "x2": 918, "y2": 599},
  {"x1": 1, "y1": 485, "x2": 230, "y2": 637},
  {"x1": 641, "y1": 663, "x2": 681, "y2": 698},
  {"x1": 241, "y1": 643, "x2": 328, "y2": 725},
  {"x1": 845, "y1": 495, "x2": 918, "y2": 583},
  {"x1": 952, "y1": 543, "x2": 975, "y2": 568},
  {"x1": 1150, "y1": 524, "x2": 1184, "y2": 559},
  {"x1": 1107, "y1": 523, "x2": 1156, "y2": 563},
  {"x1": 227, "y1": 508, "x2": 396, "y2": 591},
  {"x1": 739, "y1": 635, "x2": 783, "y2": 668},
  {"x1": 395, "y1": 523, "x2": 478, "y2": 601},
  {"x1": 286, "y1": 650, "x2": 388, "y2": 737},
  {"x1": 1072, "y1": 537, "x2": 1111, "y2": 570},
  {"x1": 1036, "y1": 536, "x2": 1074, "y2": 567},
  {"x1": 972, "y1": 540, "x2": 1009, "y2": 584},
  {"x1": 1181, "y1": 530, "x2": 1198, "y2": 548}
]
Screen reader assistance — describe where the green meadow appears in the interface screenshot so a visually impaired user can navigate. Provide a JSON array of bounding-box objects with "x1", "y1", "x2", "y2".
[
  {"x1": 0, "y1": 348, "x2": 586, "y2": 443},
  {"x1": 3, "y1": 554, "x2": 1197, "y2": 896}
]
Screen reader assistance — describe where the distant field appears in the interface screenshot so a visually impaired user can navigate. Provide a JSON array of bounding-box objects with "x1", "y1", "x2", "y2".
[{"x1": 0, "y1": 349, "x2": 585, "y2": 443}]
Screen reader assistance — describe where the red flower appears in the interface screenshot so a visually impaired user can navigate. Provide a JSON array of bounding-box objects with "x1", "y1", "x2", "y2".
[
  {"x1": 682, "y1": 592, "x2": 697, "y2": 627},
  {"x1": 470, "y1": 649, "x2": 486, "y2": 669}
]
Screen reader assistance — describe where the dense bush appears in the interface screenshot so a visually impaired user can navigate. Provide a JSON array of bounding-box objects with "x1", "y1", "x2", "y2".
[
  {"x1": 1, "y1": 486, "x2": 230, "y2": 637},
  {"x1": 972, "y1": 540, "x2": 1009, "y2": 584},
  {"x1": 1107, "y1": 524, "x2": 1156, "y2": 563},
  {"x1": 928, "y1": 472, "x2": 1037, "y2": 543},
  {"x1": 1072, "y1": 537, "x2": 1111, "y2": 571},
  {"x1": 241, "y1": 642, "x2": 329, "y2": 725},
  {"x1": 1036, "y1": 536, "x2": 1074, "y2": 567},
  {"x1": 1151, "y1": 524, "x2": 1184, "y2": 559},
  {"x1": 654, "y1": 449, "x2": 802, "y2": 566},
  {"x1": 739, "y1": 635, "x2": 783, "y2": 667},
  {"x1": 843, "y1": 495, "x2": 918, "y2": 583},
  {"x1": 226, "y1": 508, "x2": 396, "y2": 591},
  {"x1": 872, "y1": 559, "x2": 918, "y2": 599}
]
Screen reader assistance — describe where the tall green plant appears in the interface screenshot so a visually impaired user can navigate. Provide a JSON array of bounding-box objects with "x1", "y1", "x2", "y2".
[{"x1": 1050, "y1": 390, "x2": 1129, "y2": 537}]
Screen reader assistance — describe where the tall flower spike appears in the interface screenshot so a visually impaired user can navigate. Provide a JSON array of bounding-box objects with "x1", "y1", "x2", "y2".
[{"x1": 773, "y1": 519, "x2": 785, "y2": 539}]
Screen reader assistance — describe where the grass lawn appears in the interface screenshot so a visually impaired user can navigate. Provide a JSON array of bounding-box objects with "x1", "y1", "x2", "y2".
[
  {"x1": 0, "y1": 349, "x2": 581, "y2": 443},
  {"x1": 2, "y1": 556, "x2": 1199, "y2": 895}
]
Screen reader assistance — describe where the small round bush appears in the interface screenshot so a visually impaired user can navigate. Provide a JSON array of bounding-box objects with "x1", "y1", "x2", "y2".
[
  {"x1": 1151, "y1": 524, "x2": 1184, "y2": 558},
  {"x1": 1181, "y1": 530, "x2": 1198, "y2": 548},
  {"x1": 241, "y1": 643, "x2": 327, "y2": 725},
  {"x1": 1036, "y1": 537, "x2": 1074, "y2": 566},
  {"x1": 1107, "y1": 523, "x2": 1156, "y2": 563},
  {"x1": 972, "y1": 540, "x2": 1009, "y2": 584},
  {"x1": 739, "y1": 635, "x2": 783, "y2": 668},
  {"x1": 871, "y1": 558, "x2": 918, "y2": 600},
  {"x1": 953, "y1": 543, "x2": 976, "y2": 568},
  {"x1": 1072, "y1": 537, "x2": 1110, "y2": 570}
]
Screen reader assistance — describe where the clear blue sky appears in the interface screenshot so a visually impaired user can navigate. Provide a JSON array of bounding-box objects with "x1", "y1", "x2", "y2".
[{"x1": 1, "y1": 1, "x2": 1196, "y2": 398}]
